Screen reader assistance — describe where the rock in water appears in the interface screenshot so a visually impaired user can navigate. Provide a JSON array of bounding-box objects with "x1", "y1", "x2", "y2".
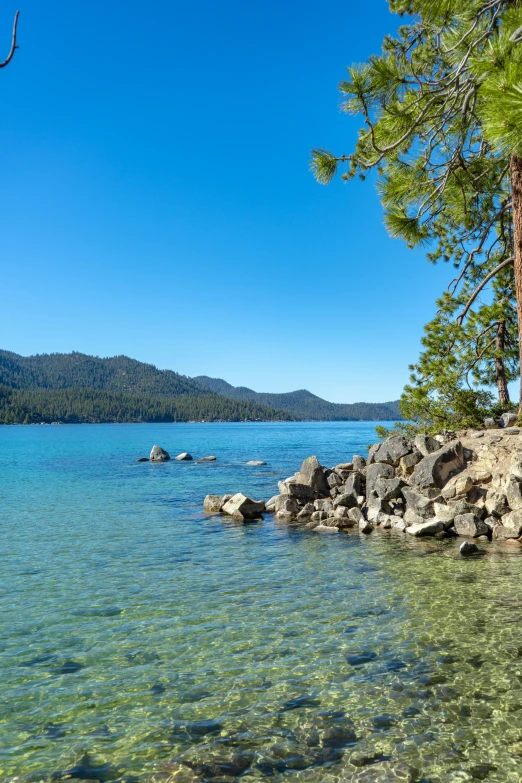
[
  {"x1": 196, "y1": 456, "x2": 217, "y2": 462},
  {"x1": 136, "y1": 457, "x2": 149, "y2": 462},
  {"x1": 460, "y1": 541, "x2": 479, "y2": 556},
  {"x1": 175, "y1": 453, "x2": 193, "y2": 461},
  {"x1": 453, "y1": 513, "x2": 489, "y2": 538},
  {"x1": 246, "y1": 460, "x2": 266, "y2": 466},
  {"x1": 405, "y1": 520, "x2": 444, "y2": 537},
  {"x1": 150, "y1": 445, "x2": 170, "y2": 462},
  {"x1": 203, "y1": 495, "x2": 225, "y2": 513},
  {"x1": 222, "y1": 493, "x2": 265, "y2": 521},
  {"x1": 295, "y1": 456, "x2": 330, "y2": 496}
]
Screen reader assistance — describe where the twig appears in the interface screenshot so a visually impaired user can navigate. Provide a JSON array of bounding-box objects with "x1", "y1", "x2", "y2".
[{"x1": 0, "y1": 10, "x2": 19, "y2": 69}]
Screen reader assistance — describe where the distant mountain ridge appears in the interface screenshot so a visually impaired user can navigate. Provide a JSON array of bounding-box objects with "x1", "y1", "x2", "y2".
[
  {"x1": 194, "y1": 376, "x2": 402, "y2": 421},
  {"x1": 0, "y1": 351, "x2": 293, "y2": 423},
  {"x1": 0, "y1": 351, "x2": 402, "y2": 424}
]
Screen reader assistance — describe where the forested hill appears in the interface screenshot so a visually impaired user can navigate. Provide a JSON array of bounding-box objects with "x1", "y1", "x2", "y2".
[
  {"x1": 194, "y1": 376, "x2": 402, "y2": 421},
  {"x1": 0, "y1": 352, "x2": 293, "y2": 424}
]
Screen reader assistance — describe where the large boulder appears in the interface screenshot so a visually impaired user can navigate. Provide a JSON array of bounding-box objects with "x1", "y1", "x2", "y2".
[
  {"x1": 402, "y1": 487, "x2": 437, "y2": 519},
  {"x1": 453, "y1": 513, "x2": 489, "y2": 538},
  {"x1": 297, "y1": 503, "x2": 315, "y2": 519},
  {"x1": 411, "y1": 440, "x2": 465, "y2": 490},
  {"x1": 295, "y1": 456, "x2": 329, "y2": 496},
  {"x1": 492, "y1": 509, "x2": 522, "y2": 539},
  {"x1": 275, "y1": 495, "x2": 299, "y2": 515},
  {"x1": 287, "y1": 483, "x2": 318, "y2": 504},
  {"x1": 222, "y1": 493, "x2": 265, "y2": 521},
  {"x1": 501, "y1": 411, "x2": 518, "y2": 428},
  {"x1": 344, "y1": 471, "x2": 365, "y2": 498},
  {"x1": 374, "y1": 477, "x2": 403, "y2": 502},
  {"x1": 399, "y1": 451, "x2": 423, "y2": 475},
  {"x1": 150, "y1": 445, "x2": 170, "y2": 462},
  {"x1": 333, "y1": 492, "x2": 358, "y2": 510},
  {"x1": 406, "y1": 520, "x2": 444, "y2": 537},
  {"x1": 366, "y1": 463, "x2": 395, "y2": 498},
  {"x1": 485, "y1": 490, "x2": 509, "y2": 517},
  {"x1": 413, "y1": 434, "x2": 440, "y2": 457},
  {"x1": 371, "y1": 436, "x2": 412, "y2": 467}
]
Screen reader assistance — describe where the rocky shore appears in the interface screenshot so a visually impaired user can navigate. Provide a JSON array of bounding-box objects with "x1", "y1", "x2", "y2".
[{"x1": 203, "y1": 414, "x2": 522, "y2": 554}]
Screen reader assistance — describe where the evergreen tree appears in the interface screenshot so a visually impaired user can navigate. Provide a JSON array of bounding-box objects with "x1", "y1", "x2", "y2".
[{"x1": 311, "y1": 0, "x2": 522, "y2": 414}]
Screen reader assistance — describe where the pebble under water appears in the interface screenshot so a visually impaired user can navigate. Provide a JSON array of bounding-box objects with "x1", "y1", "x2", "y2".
[{"x1": 2, "y1": 422, "x2": 522, "y2": 783}]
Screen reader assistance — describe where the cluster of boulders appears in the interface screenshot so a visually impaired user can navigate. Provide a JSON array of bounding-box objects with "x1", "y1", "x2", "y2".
[
  {"x1": 138, "y1": 446, "x2": 217, "y2": 463},
  {"x1": 204, "y1": 418, "x2": 522, "y2": 553}
]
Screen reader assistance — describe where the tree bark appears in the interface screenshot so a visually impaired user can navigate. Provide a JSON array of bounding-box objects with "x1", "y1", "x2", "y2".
[
  {"x1": 495, "y1": 320, "x2": 510, "y2": 405},
  {"x1": 510, "y1": 152, "x2": 522, "y2": 410}
]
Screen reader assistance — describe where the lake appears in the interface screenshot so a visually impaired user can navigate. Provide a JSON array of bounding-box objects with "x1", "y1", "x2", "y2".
[{"x1": 2, "y1": 421, "x2": 522, "y2": 783}]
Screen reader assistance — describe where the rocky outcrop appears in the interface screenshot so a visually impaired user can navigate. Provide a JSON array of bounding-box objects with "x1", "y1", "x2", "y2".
[
  {"x1": 150, "y1": 445, "x2": 170, "y2": 462},
  {"x1": 202, "y1": 424, "x2": 522, "y2": 547}
]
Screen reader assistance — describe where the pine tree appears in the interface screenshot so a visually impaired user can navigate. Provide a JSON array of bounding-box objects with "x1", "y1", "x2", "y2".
[{"x1": 311, "y1": 0, "x2": 522, "y2": 411}]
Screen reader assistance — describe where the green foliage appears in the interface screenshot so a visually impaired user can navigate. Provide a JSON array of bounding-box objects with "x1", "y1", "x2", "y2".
[
  {"x1": 0, "y1": 352, "x2": 295, "y2": 423},
  {"x1": 312, "y1": 0, "x2": 522, "y2": 428}
]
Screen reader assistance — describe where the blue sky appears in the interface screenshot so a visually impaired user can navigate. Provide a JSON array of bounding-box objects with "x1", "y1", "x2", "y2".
[{"x1": 0, "y1": 0, "x2": 454, "y2": 403}]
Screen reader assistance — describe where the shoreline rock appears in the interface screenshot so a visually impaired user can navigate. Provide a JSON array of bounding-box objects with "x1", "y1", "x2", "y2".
[{"x1": 201, "y1": 427, "x2": 522, "y2": 551}]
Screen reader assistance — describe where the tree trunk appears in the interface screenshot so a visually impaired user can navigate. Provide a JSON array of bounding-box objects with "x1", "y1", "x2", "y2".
[
  {"x1": 510, "y1": 153, "x2": 522, "y2": 411},
  {"x1": 495, "y1": 320, "x2": 510, "y2": 405}
]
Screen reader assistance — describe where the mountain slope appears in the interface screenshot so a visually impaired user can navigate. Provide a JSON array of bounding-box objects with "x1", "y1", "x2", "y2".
[
  {"x1": 0, "y1": 352, "x2": 293, "y2": 423},
  {"x1": 194, "y1": 376, "x2": 402, "y2": 421}
]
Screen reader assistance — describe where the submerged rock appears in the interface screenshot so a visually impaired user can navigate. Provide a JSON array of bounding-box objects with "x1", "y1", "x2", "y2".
[
  {"x1": 460, "y1": 541, "x2": 479, "y2": 556},
  {"x1": 246, "y1": 460, "x2": 266, "y2": 466},
  {"x1": 175, "y1": 452, "x2": 193, "y2": 461},
  {"x1": 405, "y1": 520, "x2": 444, "y2": 537},
  {"x1": 203, "y1": 494, "x2": 225, "y2": 513}
]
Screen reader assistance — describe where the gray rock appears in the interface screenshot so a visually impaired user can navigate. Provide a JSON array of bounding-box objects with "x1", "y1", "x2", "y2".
[
  {"x1": 359, "y1": 518, "x2": 374, "y2": 534},
  {"x1": 404, "y1": 508, "x2": 425, "y2": 526},
  {"x1": 433, "y1": 502, "x2": 456, "y2": 528},
  {"x1": 175, "y1": 452, "x2": 193, "y2": 461},
  {"x1": 136, "y1": 457, "x2": 149, "y2": 462},
  {"x1": 265, "y1": 495, "x2": 279, "y2": 513},
  {"x1": 246, "y1": 460, "x2": 266, "y2": 466},
  {"x1": 329, "y1": 486, "x2": 341, "y2": 498},
  {"x1": 399, "y1": 450, "x2": 423, "y2": 474},
  {"x1": 460, "y1": 541, "x2": 479, "y2": 556},
  {"x1": 196, "y1": 456, "x2": 217, "y2": 462},
  {"x1": 493, "y1": 509, "x2": 522, "y2": 539},
  {"x1": 287, "y1": 483, "x2": 318, "y2": 504},
  {"x1": 412, "y1": 440, "x2": 465, "y2": 490},
  {"x1": 367, "y1": 443, "x2": 380, "y2": 464},
  {"x1": 414, "y1": 434, "x2": 441, "y2": 457},
  {"x1": 352, "y1": 455, "x2": 366, "y2": 471},
  {"x1": 311, "y1": 509, "x2": 327, "y2": 522},
  {"x1": 332, "y1": 492, "x2": 358, "y2": 509},
  {"x1": 372, "y1": 435, "x2": 412, "y2": 467},
  {"x1": 501, "y1": 411, "x2": 518, "y2": 428},
  {"x1": 406, "y1": 520, "x2": 444, "y2": 536},
  {"x1": 314, "y1": 524, "x2": 339, "y2": 532},
  {"x1": 402, "y1": 487, "x2": 436, "y2": 519},
  {"x1": 327, "y1": 472, "x2": 343, "y2": 489},
  {"x1": 393, "y1": 518, "x2": 407, "y2": 532},
  {"x1": 203, "y1": 494, "x2": 225, "y2": 513},
  {"x1": 295, "y1": 456, "x2": 329, "y2": 496},
  {"x1": 451, "y1": 499, "x2": 486, "y2": 519},
  {"x1": 150, "y1": 445, "x2": 170, "y2": 462},
  {"x1": 297, "y1": 502, "x2": 315, "y2": 519},
  {"x1": 344, "y1": 471, "x2": 365, "y2": 498},
  {"x1": 277, "y1": 475, "x2": 297, "y2": 494},
  {"x1": 377, "y1": 513, "x2": 395, "y2": 529},
  {"x1": 222, "y1": 493, "x2": 265, "y2": 521},
  {"x1": 485, "y1": 490, "x2": 509, "y2": 517},
  {"x1": 374, "y1": 477, "x2": 403, "y2": 502},
  {"x1": 365, "y1": 462, "x2": 395, "y2": 498},
  {"x1": 348, "y1": 507, "x2": 365, "y2": 525},
  {"x1": 453, "y1": 513, "x2": 488, "y2": 538},
  {"x1": 484, "y1": 416, "x2": 499, "y2": 429},
  {"x1": 275, "y1": 495, "x2": 299, "y2": 514},
  {"x1": 333, "y1": 506, "x2": 353, "y2": 524},
  {"x1": 314, "y1": 498, "x2": 332, "y2": 512}
]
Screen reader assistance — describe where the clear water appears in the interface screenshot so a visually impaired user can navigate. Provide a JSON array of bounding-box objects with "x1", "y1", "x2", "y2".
[{"x1": 2, "y1": 422, "x2": 522, "y2": 783}]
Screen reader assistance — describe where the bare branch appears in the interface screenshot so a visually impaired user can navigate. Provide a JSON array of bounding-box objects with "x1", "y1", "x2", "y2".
[
  {"x1": 457, "y1": 257, "x2": 515, "y2": 324},
  {"x1": 0, "y1": 10, "x2": 20, "y2": 69}
]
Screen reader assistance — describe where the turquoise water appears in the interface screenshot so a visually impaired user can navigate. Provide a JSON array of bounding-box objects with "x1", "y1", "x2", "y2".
[{"x1": 2, "y1": 422, "x2": 522, "y2": 783}]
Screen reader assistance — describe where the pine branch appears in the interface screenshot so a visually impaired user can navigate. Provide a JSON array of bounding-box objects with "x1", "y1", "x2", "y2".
[
  {"x1": 457, "y1": 257, "x2": 514, "y2": 323},
  {"x1": 0, "y1": 11, "x2": 20, "y2": 69}
]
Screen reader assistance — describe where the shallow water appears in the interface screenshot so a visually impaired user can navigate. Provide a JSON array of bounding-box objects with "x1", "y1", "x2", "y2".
[{"x1": 2, "y1": 422, "x2": 522, "y2": 783}]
